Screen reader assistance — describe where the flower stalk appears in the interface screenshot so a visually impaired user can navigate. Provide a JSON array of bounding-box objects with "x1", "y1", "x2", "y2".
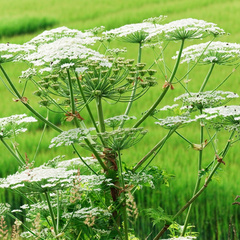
[
  {"x1": 133, "y1": 39, "x2": 185, "y2": 128},
  {"x1": 153, "y1": 130, "x2": 235, "y2": 239}
]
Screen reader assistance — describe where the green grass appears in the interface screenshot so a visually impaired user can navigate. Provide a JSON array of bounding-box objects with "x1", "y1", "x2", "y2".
[
  {"x1": 0, "y1": 0, "x2": 240, "y2": 239},
  {"x1": 0, "y1": 17, "x2": 56, "y2": 38}
]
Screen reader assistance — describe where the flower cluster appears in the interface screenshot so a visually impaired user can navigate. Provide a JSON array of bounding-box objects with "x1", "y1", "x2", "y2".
[
  {"x1": 202, "y1": 105, "x2": 240, "y2": 131},
  {"x1": 97, "y1": 127, "x2": 148, "y2": 151},
  {"x1": 0, "y1": 43, "x2": 35, "y2": 63},
  {"x1": 24, "y1": 37, "x2": 111, "y2": 72},
  {"x1": 103, "y1": 22, "x2": 160, "y2": 43},
  {"x1": 162, "y1": 237, "x2": 197, "y2": 240},
  {"x1": 26, "y1": 26, "x2": 98, "y2": 46},
  {"x1": 147, "y1": 18, "x2": 224, "y2": 41},
  {"x1": 0, "y1": 114, "x2": 37, "y2": 138},
  {"x1": 155, "y1": 115, "x2": 195, "y2": 129},
  {"x1": 49, "y1": 128, "x2": 94, "y2": 148},
  {"x1": 0, "y1": 156, "x2": 113, "y2": 193},
  {"x1": 175, "y1": 41, "x2": 240, "y2": 65},
  {"x1": 103, "y1": 115, "x2": 136, "y2": 129},
  {"x1": 0, "y1": 164, "x2": 79, "y2": 192},
  {"x1": 123, "y1": 171, "x2": 155, "y2": 189},
  {"x1": 28, "y1": 56, "x2": 157, "y2": 112},
  {"x1": 174, "y1": 91, "x2": 239, "y2": 110}
]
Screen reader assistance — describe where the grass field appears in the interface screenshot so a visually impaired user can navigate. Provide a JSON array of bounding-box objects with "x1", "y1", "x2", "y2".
[{"x1": 0, "y1": 0, "x2": 240, "y2": 239}]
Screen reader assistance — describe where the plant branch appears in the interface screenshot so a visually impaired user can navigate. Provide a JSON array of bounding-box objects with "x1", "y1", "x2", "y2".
[
  {"x1": 0, "y1": 64, "x2": 62, "y2": 133},
  {"x1": 0, "y1": 138, "x2": 25, "y2": 166},
  {"x1": 44, "y1": 191, "x2": 57, "y2": 235},
  {"x1": 133, "y1": 39, "x2": 185, "y2": 128},
  {"x1": 133, "y1": 124, "x2": 180, "y2": 172},
  {"x1": 153, "y1": 130, "x2": 235, "y2": 239},
  {"x1": 199, "y1": 63, "x2": 215, "y2": 92}
]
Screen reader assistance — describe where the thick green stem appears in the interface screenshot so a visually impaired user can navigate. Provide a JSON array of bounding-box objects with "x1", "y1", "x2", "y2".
[
  {"x1": 95, "y1": 96, "x2": 106, "y2": 133},
  {"x1": 118, "y1": 150, "x2": 128, "y2": 240},
  {"x1": 45, "y1": 191, "x2": 57, "y2": 235},
  {"x1": 0, "y1": 138, "x2": 25, "y2": 166},
  {"x1": 56, "y1": 191, "x2": 60, "y2": 234},
  {"x1": 181, "y1": 110, "x2": 204, "y2": 235},
  {"x1": 0, "y1": 64, "x2": 105, "y2": 174},
  {"x1": 68, "y1": 70, "x2": 107, "y2": 171},
  {"x1": 120, "y1": 42, "x2": 142, "y2": 128},
  {"x1": 74, "y1": 71, "x2": 104, "y2": 143},
  {"x1": 0, "y1": 65, "x2": 62, "y2": 133},
  {"x1": 133, "y1": 124, "x2": 180, "y2": 172},
  {"x1": 133, "y1": 39, "x2": 185, "y2": 128},
  {"x1": 153, "y1": 130, "x2": 235, "y2": 240},
  {"x1": 199, "y1": 63, "x2": 215, "y2": 92},
  {"x1": 67, "y1": 69, "x2": 80, "y2": 128}
]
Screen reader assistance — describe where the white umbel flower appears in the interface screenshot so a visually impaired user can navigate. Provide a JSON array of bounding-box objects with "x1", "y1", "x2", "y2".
[
  {"x1": 26, "y1": 26, "x2": 98, "y2": 46},
  {"x1": 0, "y1": 114, "x2": 37, "y2": 138},
  {"x1": 147, "y1": 18, "x2": 224, "y2": 41},
  {"x1": 103, "y1": 22, "x2": 161, "y2": 43},
  {"x1": 174, "y1": 91, "x2": 239, "y2": 109},
  {"x1": 162, "y1": 236, "x2": 197, "y2": 240},
  {"x1": 0, "y1": 43, "x2": 35, "y2": 63},
  {"x1": 175, "y1": 41, "x2": 240, "y2": 65},
  {"x1": 25, "y1": 37, "x2": 111, "y2": 70},
  {"x1": 49, "y1": 128, "x2": 94, "y2": 148}
]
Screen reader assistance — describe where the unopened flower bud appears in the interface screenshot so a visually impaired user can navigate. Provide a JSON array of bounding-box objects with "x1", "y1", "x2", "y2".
[
  {"x1": 117, "y1": 87, "x2": 126, "y2": 94},
  {"x1": 136, "y1": 63, "x2": 146, "y2": 70},
  {"x1": 33, "y1": 90, "x2": 42, "y2": 96},
  {"x1": 39, "y1": 100, "x2": 50, "y2": 107},
  {"x1": 140, "y1": 82, "x2": 149, "y2": 88}
]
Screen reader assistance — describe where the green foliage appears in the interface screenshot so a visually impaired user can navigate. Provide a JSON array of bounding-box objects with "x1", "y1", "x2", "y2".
[
  {"x1": 144, "y1": 207, "x2": 173, "y2": 226},
  {"x1": 0, "y1": 1, "x2": 239, "y2": 239}
]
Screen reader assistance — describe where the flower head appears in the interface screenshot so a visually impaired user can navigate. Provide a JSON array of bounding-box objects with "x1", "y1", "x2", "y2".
[
  {"x1": 97, "y1": 128, "x2": 147, "y2": 151},
  {"x1": 203, "y1": 105, "x2": 240, "y2": 131},
  {"x1": 147, "y1": 18, "x2": 224, "y2": 41},
  {"x1": 0, "y1": 43, "x2": 35, "y2": 63},
  {"x1": 0, "y1": 114, "x2": 37, "y2": 138},
  {"x1": 103, "y1": 115, "x2": 136, "y2": 129},
  {"x1": 26, "y1": 26, "x2": 98, "y2": 46},
  {"x1": 0, "y1": 165, "x2": 78, "y2": 192},
  {"x1": 174, "y1": 91, "x2": 239, "y2": 110},
  {"x1": 155, "y1": 115, "x2": 195, "y2": 129},
  {"x1": 103, "y1": 22, "x2": 161, "y2": 43},
  {"x1": 25, "y1": 37, "x2": 111, "y2": 71},
  {"x1": 49, "y1": 128, "x2": 94, "y2": 148},
  {"x1": 176, "y1": 41, "x2": 240, "y2": 65}
]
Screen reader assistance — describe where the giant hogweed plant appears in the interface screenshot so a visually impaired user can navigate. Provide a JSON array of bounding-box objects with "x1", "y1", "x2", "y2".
[{"x1": 0, "y1": 16, "x2": 239, "y2": 239}]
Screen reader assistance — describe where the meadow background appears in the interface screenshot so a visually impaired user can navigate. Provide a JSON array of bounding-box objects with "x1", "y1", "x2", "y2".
[{"x1": 0, "y1": 0, "x2": 239, "y2": 239}]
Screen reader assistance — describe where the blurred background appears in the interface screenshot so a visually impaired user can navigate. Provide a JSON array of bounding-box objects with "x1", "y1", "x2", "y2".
[{"x1": 0, "y1": 0, "x2": 239, "y2": 239}]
